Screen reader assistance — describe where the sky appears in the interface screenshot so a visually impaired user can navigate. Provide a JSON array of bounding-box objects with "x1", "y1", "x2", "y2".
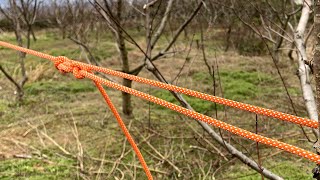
[{"x1": 0, "y1": 0, "x2": 7, "y2": 7}]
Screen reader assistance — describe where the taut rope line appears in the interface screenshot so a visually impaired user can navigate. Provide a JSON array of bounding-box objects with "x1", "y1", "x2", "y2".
[{"x1": 1, "y1": 41, "x2": 320, "y2": 179}]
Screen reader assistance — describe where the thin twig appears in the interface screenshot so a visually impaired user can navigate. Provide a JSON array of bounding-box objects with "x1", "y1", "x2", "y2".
[{"x1": 135, "y1": 128, "x2": 182, "y2": 176}]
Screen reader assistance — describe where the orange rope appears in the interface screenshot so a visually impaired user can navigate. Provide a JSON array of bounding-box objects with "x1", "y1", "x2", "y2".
[
  {"x1": 1, "y1": 41, "x2": 316, "y2": 129},
  {"x1": 1, "y1": 41, "x2": 320, "y2": 173},
  {"x1": 94, "y1": 81, "x2": 153, "y2": 180},
  {"x1": 0, "y1": 40, "x2": 315, "y2": 129},
  {"x1": 0, "y1": 41, "x2": 153, "y2": 180},
  {"x1": 80, "y1": 70, "x2": 320, "y2": 164},
  {"x1": 54, "y1": 56, "x2": 320, "y2": 164},
  {"x1": 89, "y1": 67, "x2": 319, "y2": 129},
  {"x1": 56, "y1": 56, "x2": 153, "y2": 179}
]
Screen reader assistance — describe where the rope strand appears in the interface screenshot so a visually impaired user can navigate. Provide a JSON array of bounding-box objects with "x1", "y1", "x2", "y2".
[
  {"x1": 75, "y1": 61, "x2": 319, "y2": 129},
  {"x1": 94, "y1": 81, "x2": 153, "y2": 180},
  {"x1": 0, "y1": 41, "x2": 153, "y2": 179},
  {"x1": 81, "y1": 70, "x2": 320, "y2": 164},
  {"x1": 1, "y1": 40, "x2": 320, "y2": 179},
  {"x1": 0, "y1": 40, "x2": 316, "y2": 129}
]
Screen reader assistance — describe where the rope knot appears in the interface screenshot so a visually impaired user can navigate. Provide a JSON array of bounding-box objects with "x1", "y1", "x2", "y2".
[{"x1": 54, "y1": 56, "x2": 86, "y2": 79}]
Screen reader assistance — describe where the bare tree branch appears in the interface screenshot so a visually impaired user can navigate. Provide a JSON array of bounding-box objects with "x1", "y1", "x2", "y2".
[
  {"x1": 130, "y1": 0, "x2": 204, "y2": 75},
  {"x1": 0, "y1": 64, "x2": 22, "y2": 94},
  {"x1": 150, "y1": 0, "x2": 174, "y2": 48}
]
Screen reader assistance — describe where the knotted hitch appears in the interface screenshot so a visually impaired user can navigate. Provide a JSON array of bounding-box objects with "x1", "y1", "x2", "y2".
[{"x1": 54, "y1": 56, "x2": 91, "y2": 79}]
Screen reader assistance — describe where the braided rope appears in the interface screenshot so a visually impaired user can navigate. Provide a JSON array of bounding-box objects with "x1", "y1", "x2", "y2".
[
  {"x1": 73, "y1": 61, "x2": 319, "y2": 129},
  {"x1": 81, "y1": 70, "x2": 320, "y2": 164},
  {"x1": 0, "y1": 41, "x2": 153, "y2": 180},
  {"x1": 1, "y1": 40, "x2": 320, "y2": 178},
  {"x1": 0, "y1": 41, "x2": 316, "y2": 128},
  {"x1": 94, "y1": 81, "x2": 153, "y2": 180}
]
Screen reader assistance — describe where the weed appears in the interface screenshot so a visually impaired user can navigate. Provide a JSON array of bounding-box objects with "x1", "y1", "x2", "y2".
[
  {"x1": 0, "y1": 100, "x2": 8, "y2": 112},
  {"x1": 225, "y1": 161, "x2": 313, "y2": 180},
  {"x1": 193, "y1": 70, "x2": 275, "y2": 100},
  {"x1": 0, "y1": 156, "x2": 75, "y2": 179},
  {"x1": 25, "y1": 80, "x2": 96, "y2": 95}
]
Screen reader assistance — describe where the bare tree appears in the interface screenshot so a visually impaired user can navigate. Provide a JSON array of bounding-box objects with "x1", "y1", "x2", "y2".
[
  {"x1": 93, "y1": 0, "x2": 133, "y2": 116},
  {"x1": 17, "y1": 0, "x2": 39, "y2": 47},
  {"x1": 139, "y1": 1, "x2": 282, "y2": 179},
  {"x1": 89, "y1": 0, "x2": 284, "y2": 178},
  {"x1": 0, "y1": 0, "x2": 39, "y2": 101},
  {"x1": 53, "y1": 0, "x2": 69, "y2": 39},
  {"x1": 295, "y1": 0, "x2": 318, "y2": 131},
  {"x1": 217, "y1": 0, "x2": 319, "y2": 138}
]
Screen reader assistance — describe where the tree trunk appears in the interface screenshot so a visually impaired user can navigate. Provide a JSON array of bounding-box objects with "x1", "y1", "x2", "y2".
[
  {"x1": 312, "y1": 2, "x2": 320, "y2": 179},
  {"x1": 93, "y1": 0, "x2": 133, "y2": 116},
  {"x1": 314, "y1": 0, "x2": 320, "y2": 137},
  {"x1": 12, "y1": 0, "x2": 27, "y2": 101},
  {"x1": 224, "y1": 24, "x2": 232, "y2": 52},
  {"x1": 116, "y1": 29, "x2": 132, "y2": 116},
  {"x1": 119, "y1": 33, "x2": 133, "y2": 116},
  {"x1": 295, "y1": 0, "x2": 318, "y2": 131},
  {"x1": 117, "y1": 0, "x2": 132, "y2": 116}
]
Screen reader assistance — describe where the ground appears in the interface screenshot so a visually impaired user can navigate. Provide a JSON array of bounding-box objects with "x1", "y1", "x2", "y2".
[{"x1": 0, "y1": 29, "x2": 317, "y2": 179}]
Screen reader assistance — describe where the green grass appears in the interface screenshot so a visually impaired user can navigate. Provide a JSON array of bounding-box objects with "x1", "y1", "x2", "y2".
[
  {"x1": 43, "y1": 31, "x2": 60, "y2": 41},
  {"x1": 0, "y1": 99, "x2": 9, "y2": 112},
  {"x1": 25, "y1": 80, "x2": 96, "y2": 95},
  {"x1": 91, "y1": 42, "x2": 116, "y2": 60},
  {"x1": 47, "y1": 48, "x2": 81, "y2": 58},
  {"x1": 220, "y1": 70, "x2": 274, "y2": 100},
  {"x1": 193, "y1": 70, "x2": 276, "y2": 100},
  {"x1": 224, "y1": 161, "x2": 313, "y2": 180},
  {"x1": 0, "y1": 33, "x2": 17, "y2": 43},
  {"x1": 0, "y1": 156, "x2": 75, "y2": 180}
]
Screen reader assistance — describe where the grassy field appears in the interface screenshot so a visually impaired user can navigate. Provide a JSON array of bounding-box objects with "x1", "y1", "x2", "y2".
[{"x1": 0, "y1": 29, "x2": 316, "y2": 179}]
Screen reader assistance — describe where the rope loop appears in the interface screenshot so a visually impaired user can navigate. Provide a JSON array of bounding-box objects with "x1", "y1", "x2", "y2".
[{"x1": 54, "y1": 56, "x2": 86, "y2": 79}]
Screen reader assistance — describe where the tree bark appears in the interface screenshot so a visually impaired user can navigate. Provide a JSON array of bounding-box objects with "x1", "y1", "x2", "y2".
[
  {"x1": 295, "y1": 0, "x2": 318, "y2": 128},
  {"x1": 116, "y1": 0, "x2": 132, "y2": 116},
  {"x1": 312, "y1": 2, "x2": 320, "y2": 179},
  {"x1": 11, "y1": 0, "x2": 28, "y2": 101},
  {"x1": 314, "y1": 0, "x2": 320, "y2": 137},
  {"x1": 93, "y1": 0, "x2": 133, "y2": 116}
]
